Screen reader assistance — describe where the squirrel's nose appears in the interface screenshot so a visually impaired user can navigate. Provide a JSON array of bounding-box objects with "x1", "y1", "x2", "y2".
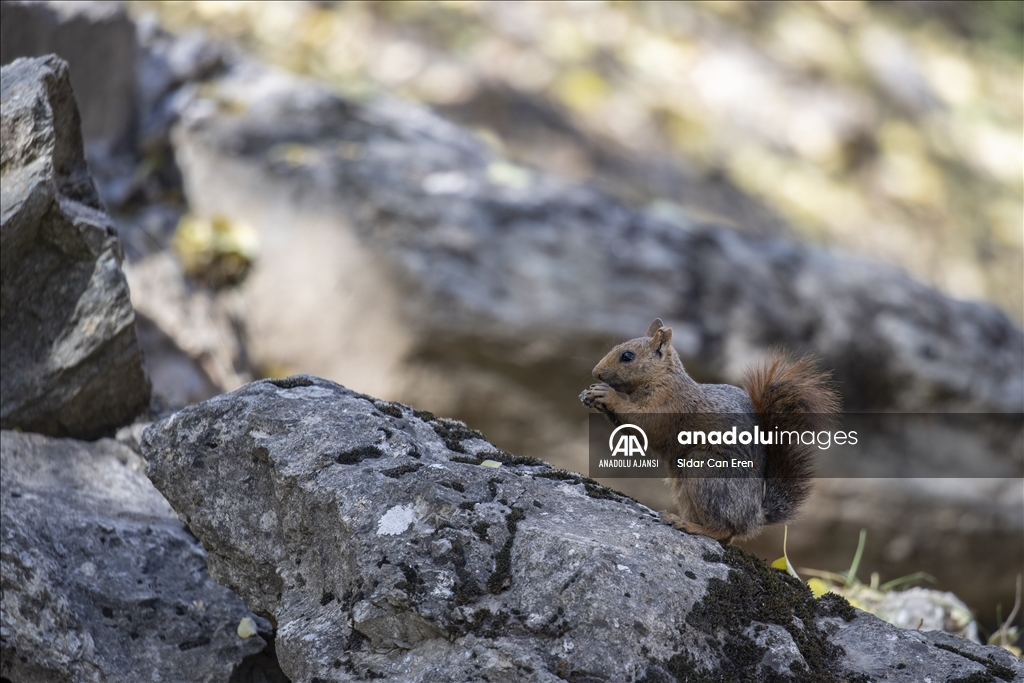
[{"x1": 593, "y1": 369, "x2": 604, "y2": 382}]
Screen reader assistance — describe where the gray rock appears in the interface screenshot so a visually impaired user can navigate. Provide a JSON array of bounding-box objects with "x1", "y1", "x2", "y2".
[
  {"x1": 141, "y1": 376, "x2": 1023, "y2": 682},
  {"x1": 824, "y1": 613, "x2": 1023, "y2": 682},
  {"x1": 0, "y1": 430, "x2": 271, "y2": 683},
  {"x1": 742, "y1": 622, "x2": 806, "y2": 677},
  {"x1": 0, "y1": 2, "x2": 138, "y2": 161},
  {"x1": 0, "y1": 54, "x2": 150, "y2": 438}
]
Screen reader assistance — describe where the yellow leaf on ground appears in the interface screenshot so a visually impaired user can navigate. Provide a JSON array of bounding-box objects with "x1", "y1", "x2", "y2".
[{"x1": 808, "y1": 578, "x2": 829, "y2": 598}]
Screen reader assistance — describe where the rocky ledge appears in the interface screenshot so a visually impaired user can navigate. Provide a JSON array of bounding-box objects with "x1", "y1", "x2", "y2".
[
  {"x1": 0, "y1": 431, "x2": 274, "y2": 683},
  {"x1": 141, "y1": 376, "x2": 1023, "y2": 682}
]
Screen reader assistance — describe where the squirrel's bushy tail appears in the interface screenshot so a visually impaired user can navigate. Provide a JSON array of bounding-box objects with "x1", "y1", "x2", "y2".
[{"x1": 742, "y1": 350, "x2": 840, "y2": 525}]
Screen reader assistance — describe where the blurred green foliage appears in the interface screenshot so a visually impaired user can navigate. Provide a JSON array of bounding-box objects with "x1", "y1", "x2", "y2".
[{"x1": 135, "y1": 0, "x2": 1023, "y2": 321}]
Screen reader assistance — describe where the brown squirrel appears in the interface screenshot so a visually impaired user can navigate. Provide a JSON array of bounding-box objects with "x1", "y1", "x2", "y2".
[{"x1": 580, "y1": 319, "x2": 840, "y2": 545}]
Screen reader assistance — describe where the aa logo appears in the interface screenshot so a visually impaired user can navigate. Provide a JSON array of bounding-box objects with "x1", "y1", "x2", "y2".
[{"x1": 608, "y1": 424, "x2": 648, "y2": 458}]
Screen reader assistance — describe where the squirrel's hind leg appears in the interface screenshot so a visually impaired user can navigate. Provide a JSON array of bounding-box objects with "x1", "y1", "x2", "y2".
[{"x1": 659, "y1": 511, "x2": 734, "y2": 546}]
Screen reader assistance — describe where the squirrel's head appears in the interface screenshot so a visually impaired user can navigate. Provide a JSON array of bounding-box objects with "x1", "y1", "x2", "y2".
[{"x1": 592, "y1": 318, "x2": 679, "y2": 393}]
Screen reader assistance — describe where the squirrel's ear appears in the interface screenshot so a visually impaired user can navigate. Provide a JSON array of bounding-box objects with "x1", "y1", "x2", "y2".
[
  {"x1": 645, "y1": 318, "x2": 665, "y2": 337},
  {"x1": 650, "y1": 326, "x2": 673, "y2": 353}
]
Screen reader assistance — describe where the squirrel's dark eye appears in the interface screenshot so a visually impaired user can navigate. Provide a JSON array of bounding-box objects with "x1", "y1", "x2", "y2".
[{"x1": 619, "y1": 351, "x2": 635, "y2": 363}]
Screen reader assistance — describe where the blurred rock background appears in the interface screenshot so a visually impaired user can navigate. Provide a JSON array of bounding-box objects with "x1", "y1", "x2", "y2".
[
  {"x1": 142, "y1": 0, "x2": 1024, "y2": 322},
  {"x1": 2, "y1": 0, "x2": 1020, "y2": 640}
]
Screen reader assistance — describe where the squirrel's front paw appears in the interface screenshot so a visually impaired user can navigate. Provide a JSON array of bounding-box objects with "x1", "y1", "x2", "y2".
[
  {"x1": 580, "y1": 383, "x2": 611, "y2": 410},
  {"x1": 659, "y1": 511, "x2": 685, "y2": 529}
]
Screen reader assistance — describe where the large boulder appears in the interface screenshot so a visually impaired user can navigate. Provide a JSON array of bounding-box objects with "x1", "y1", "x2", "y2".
[
  {"x1": 140, "y1": 376, "x2": 1023, "y2": 682},
  {"x1": 0, "y1": 430, "x2": 275, "y2": 683},
  {"x1": 167, "y1": 50, "x2": 1023, "y2": 417},
  {"x1": 0, "y1": 55, "x2": 150, "y2": 438}
]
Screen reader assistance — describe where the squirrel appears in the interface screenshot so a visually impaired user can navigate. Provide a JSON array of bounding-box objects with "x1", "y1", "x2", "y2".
[{"x1": 580, "y1": 319, "x2": 840, "y2": 545}]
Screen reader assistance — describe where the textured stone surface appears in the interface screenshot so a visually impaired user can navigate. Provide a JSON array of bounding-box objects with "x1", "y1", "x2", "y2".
[
  {"x1": 0, "y1": 54, "x2": 150, "y2": 438},
  {"x1": 0, "y1": 430, "x2": 270, "y2": 683},
  {"x1": 141, "y1": 376, "x2": 1023, "y2": 682},
  {"x1": 824, "y1": 615, "x2": 1022, "y2": 683}
]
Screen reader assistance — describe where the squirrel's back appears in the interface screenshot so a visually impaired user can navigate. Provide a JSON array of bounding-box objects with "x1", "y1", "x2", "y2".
[{"x1": 701, "y1": 383, "x2": 755, "y2": 413}]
